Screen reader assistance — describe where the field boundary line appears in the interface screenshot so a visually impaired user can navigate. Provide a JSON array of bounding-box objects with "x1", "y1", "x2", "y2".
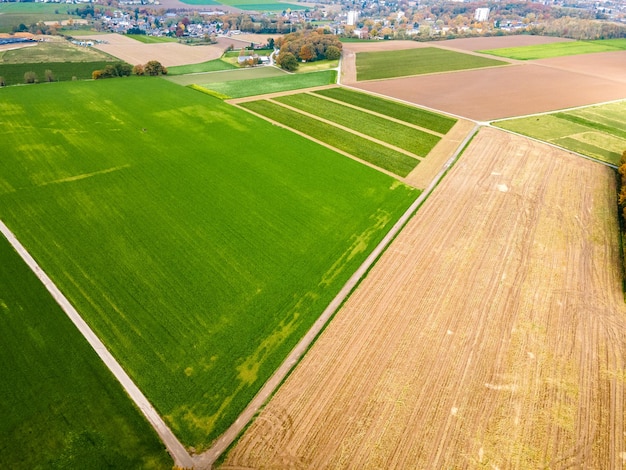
[
  {"x1": 0, "y1": 220, "x2": 194, "y2": 470},
  {"x1": 196, "y1": 123, "x2": 480, "y2": 470}
]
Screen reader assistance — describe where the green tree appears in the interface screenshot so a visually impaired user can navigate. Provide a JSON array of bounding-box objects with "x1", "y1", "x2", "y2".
[
  {"x1": 326, "y1": 45, "x2": 341, "y2": 60},
  {"x1": 277, "y1": 52, "x2": 298, "y2": 71}
]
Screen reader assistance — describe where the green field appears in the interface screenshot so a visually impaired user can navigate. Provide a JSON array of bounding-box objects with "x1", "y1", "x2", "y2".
[
  {"x1": 0, "y1": 60, "x2": 118, "y2": 85},
  {"x1": 178, "y1": 0, "x2": 304, "y2": 8},
  {"x1": 493, "y1": 100, "x2": 626, "y2": 165},
  {"x1": 274, "y1": 92, "x2": 440, "y2": 156},
  {"x1": 0, "y1": 39, "x2": 115, "y2": 64},
  {"x1": 165, "y1": 65, "x2": 286, "y2": 86},
  {"x1": 356, "y1": 47, "x2": 507, "y2": 81},
  {"x1": 126, "y1": 34, "x2": 178, "y2": 44},
  {"x1": 0, "y1": 235, "x2": 172, "y2": 469},
  {"x1": 166, "y1": 58, "x2": 237, "y2": 75},
  {"x1": 313, "y1": 87, "x2": 456, "y2": 134},
  {"x1": 200, "y1": 69, "x2": 337, "y2": 98},
  {"x1": 0, "y1": 78, "x2": 418, "y2": 450},
  {"x1": 240, "y1": 99, "x2": 420, "y2": 176},
  {"x1": 0, "y1": 3, "x2": 67, "y2": 33},
  {"x1": 480, "y1": 38, "x2": 626, "y2": 60}
]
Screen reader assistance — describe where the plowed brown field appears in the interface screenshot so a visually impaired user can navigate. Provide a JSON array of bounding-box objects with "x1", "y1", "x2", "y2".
[{"x1": 221, "y1": 127, "x2": 626, "y2": 469}]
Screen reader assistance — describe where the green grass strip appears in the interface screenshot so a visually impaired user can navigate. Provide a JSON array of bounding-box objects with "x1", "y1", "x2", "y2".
[
  {"x1": 553, "y1": 112, "x2": 626, "y2": 140},
  {"x1": 314, "y1": 87, "x2": 456, "y2": 134},
  {"x1": 0, "y1": 234, "x2": 172, "y2": 469},
  {"x1": 126, "y1": 34, "x2": 178, "y2": 44},
  {"x1": 204, "y1": 70, "x2": 336, "y2": 98},
  {"x1": 479, "y1": 38, "x2": 626, "y2": 60},
  {"x1": 274, "y1": 92, "x2": 439, "y2": 156},
  {"x1": 241, "y1": 99, "x2": 418, "y2": 176},
  {"x1": 356, "y1": 47, "x2": 507, "y2": 81},
  {"x1": 167, "y1": 59, "x2": 237, "y2": 76}
]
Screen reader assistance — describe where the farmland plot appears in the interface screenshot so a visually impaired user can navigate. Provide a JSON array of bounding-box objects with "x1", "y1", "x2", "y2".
[
  {"x1": 0, "y1": 78, "x2": 417, "y2": 451},
  {"x1": 494, "y1": 100, "x2": 626, "y2": 165},
  {"x1": 223, "y1": 127, "x2": 626, "y2": 469}
]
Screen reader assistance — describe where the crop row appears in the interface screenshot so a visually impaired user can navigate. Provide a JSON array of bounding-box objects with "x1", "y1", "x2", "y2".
[
  {"x1": 274, "y1": 92, "x2": 440, "y2": 157},
  {"x1": 240, "y1": 99, "x2": 419, "y2": 177},
  {"x1": 314, "y1": 87, "x2": 456, "y2": 134}
]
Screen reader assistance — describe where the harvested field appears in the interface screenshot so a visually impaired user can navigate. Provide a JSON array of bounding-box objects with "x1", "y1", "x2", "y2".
[
  {"x1": 353, "y1": 63, "x2": 626, "y2": 121},
  {"x1": 82, "y1": 33, "x2": 225, "y2": 67},
  {"x1": 536, "y1": 50, "x2": 626, "y2": 83},
  {"x1": 222, "y1": 127, "x2": 626, "y2": 469}
]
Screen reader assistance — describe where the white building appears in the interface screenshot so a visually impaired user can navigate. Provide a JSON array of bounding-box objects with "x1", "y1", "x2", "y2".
[
  {"x1": 474, "y1": 7, "x2": 489, "y2": 22},
  {"x1": 347, "y1": 10, "x2": 359, "y2": 26}
]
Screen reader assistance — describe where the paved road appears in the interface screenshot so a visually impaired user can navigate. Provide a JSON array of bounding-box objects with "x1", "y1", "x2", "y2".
[{"x1": 0, "y1": 220, "x2": 194, "y2": 470}]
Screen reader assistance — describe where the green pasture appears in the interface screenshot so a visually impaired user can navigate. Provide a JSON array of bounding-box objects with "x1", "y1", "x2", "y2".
[
  {"x1": 479, "y1": 38, "x2": 626, "y2": 60},
  {"x1": 166, "y1": 58, "x2": 237, "y2": 75},
  {"x1": 0, "y1": 78, "x2": 417, "y2": 450},
  {"x1": 0, "y1": 3, "x2": 66, "y2": 33},
  {"x1": 0, "y1": 60, "x2": 117, "y2": 85},
  {"x1": 241, "y1": 99, "x2": 420, "y2": 176},
  {"x1": 274, "y1": 92, "x2": 440, "y2": 157},
  {"x1": 0, "y1": 235, "x2": 171, "y2": 469},
  {"x1": 126, "y1": 34, "x2": 178, "y2": 44},
  {"x1": 314, "y1": 87, "x2": 456, "y2": 134},
  {"x1": 493, "y1": 100, "x2": 626, "y2": 165},
  {"x1": 356, "y1": 47, "x2": 507, "y2": 81},
  {"x1": 231, "y1": 3, "x2": 306, "y2": 11},
  {"x1": 200, "y1": 69, "x2": 337, "y2": 98}
]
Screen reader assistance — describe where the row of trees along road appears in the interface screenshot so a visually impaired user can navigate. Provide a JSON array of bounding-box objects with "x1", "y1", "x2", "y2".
[{"x1": 275, "y1": 30, "x2": 342, "y2": 71}]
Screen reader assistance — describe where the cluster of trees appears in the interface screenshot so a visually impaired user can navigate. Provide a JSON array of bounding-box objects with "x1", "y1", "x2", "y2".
[
  {"x1": 275, "y1": 30, "x2": 341, "y2": 71},
  {"x1": 21, "y1": 70, "x2": 55, "y2": 84},
  {"x1": 92, "y1": 62, "x2": 132, "y2": 80},
  {"x1": 91, "y1": 61, "x2": 166, "y2": 80}
]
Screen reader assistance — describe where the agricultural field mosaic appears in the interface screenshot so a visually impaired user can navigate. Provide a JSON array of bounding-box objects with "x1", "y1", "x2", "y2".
[
  {"x1": 239, "y1": 87, "x2": 456, "y2": 177},
  {"x1": 493, "y1": 100, "x2": 626, "y2": 165},
  {"x1": 0, "y1": 77, "x2": 418, "y2": 451}
]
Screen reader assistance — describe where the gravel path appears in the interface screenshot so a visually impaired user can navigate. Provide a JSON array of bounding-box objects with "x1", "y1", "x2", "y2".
[{"x1": 0, "y1": 220, "x2": 194, "y2": 470}]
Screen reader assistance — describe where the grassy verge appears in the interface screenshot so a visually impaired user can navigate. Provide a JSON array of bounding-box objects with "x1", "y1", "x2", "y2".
[
  {"x1": 314, "y1": 87, "x2": 456, "y2": 134},
  {"x1": 356, "y1": 47, "x2": 507, "y2": 81},
  {"x1": 126, "y1": 34, "x2": 178, "y2": 44},
  {"x1": 0, "y1": 234, "x2": 172, "y2": 469},
  {"x1": 240, "y1": 98, "x2": 419, "y2": 176},
  {"x1": 479, "y1": 38, "x2": 626, "y2": 60},
  {"x1": 274, "y1": 92, "x2": 439, "y2": 156},
  {"x1": 0, "y1": 77, "x2": 418, "y2": 450},
  {"x1": 493, "y1": 100, "x2": 626, "y2": 165}
]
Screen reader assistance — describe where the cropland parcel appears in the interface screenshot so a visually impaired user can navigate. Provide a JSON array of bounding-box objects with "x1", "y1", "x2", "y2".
[
  {"x1": 494, "y1": 99, "x2": 626, "y2": 165},
  {"x1": 0, "y1": 78, "x2": 417, "y2": 453},
  {"x1": 342, "y1": 38, "x2": 626, "y2": 121},
  {"x1": 223, "y1": 127, "x2": 626, "y2": 469}
]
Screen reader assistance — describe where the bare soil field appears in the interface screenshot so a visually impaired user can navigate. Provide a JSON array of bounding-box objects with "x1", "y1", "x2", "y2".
[
  {"x1": 81, "y1": 33, "x2": 225, "y2": 67},
  {"x1": 536, "y1": 50, "x2": 626, "y2": 83},
  {"x1": 353, "y1": 63, "x2": 626, "y2": 121},
  {"x1": 221, "y1": 127, "x2": 626, "y2": 469}
]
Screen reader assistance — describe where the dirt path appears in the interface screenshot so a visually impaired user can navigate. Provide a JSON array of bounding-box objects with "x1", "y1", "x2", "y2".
[
  {"x1": 0, "y1": 221, "x2": 194, "y2": 470},
  {"x1": 221, "y1": 127, "x2": 626, "y2": 469}
]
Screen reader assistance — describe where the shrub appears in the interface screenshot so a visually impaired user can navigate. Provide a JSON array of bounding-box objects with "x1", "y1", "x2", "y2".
[
  {"x1": 133, "y1": 64, "x2": 144, "y2": 76},
  {"x1": 24, "y1": 71, "x2": 37, "y2": 84},
  {"x1": 0, "y1": 76, "x2": 5, "y2": 87}
]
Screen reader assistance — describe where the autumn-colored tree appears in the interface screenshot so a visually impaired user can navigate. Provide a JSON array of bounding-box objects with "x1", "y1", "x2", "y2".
[
  {"x1": 133, "y1": 64, "x2": 145, "y2": 76},
  {"x1": 144, "y1": 60, "x2": 166, "y2": 76},
  {"x1": 299, "y1": 44, "x2": 314, "y2": 62}
]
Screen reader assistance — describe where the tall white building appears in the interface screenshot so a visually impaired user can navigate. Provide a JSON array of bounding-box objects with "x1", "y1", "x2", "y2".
[
  {"x1": 474, "y1": 7, "x2": 489, "y2": 22},
  {"x1": 347, "y1": 10, "x2": 359, "y2": 26}
]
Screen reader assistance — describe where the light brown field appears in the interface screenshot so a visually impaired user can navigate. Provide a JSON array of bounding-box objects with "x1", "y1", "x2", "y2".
[
  {"x1": 340, "y1": 37, "x2": 626, "y2": 121},
  {"x1": 221, "y1": 127, "x2": 626, "y2": 469},
  {"x1": 81, "y1": 33, "x2": 226, "y2": 67}
]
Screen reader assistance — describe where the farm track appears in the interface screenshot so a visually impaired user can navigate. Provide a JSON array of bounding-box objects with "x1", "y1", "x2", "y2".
[{"x1": 221, "y1": 127, "x2": 626, "y2": 469}]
